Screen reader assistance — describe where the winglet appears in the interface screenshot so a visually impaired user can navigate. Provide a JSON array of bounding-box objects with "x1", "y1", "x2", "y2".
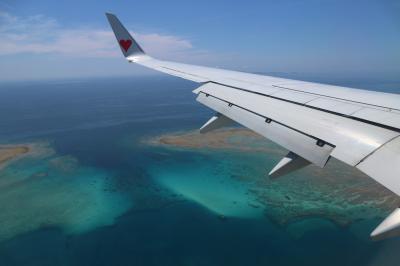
[{"x1": 105, "y1": 13, "x2": 145, "y2": 59}]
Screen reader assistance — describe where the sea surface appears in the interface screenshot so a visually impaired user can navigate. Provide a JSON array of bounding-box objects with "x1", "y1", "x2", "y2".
[{"x1": 0, "y1": 75, "x2": 399, "y2": 266}]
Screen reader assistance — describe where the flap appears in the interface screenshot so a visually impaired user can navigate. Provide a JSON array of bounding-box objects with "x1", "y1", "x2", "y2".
[{"x1": 194, "y1": 82, "x2": 399, "y2": 166}]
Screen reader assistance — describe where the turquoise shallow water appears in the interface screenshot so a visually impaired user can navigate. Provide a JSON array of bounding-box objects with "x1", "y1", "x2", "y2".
[
  {"x1": 149, "y1": 150, "x2": 265, "y2": 219},
  {"x1": 0, "y1": 76, "x2": 399, "y2": 265}
]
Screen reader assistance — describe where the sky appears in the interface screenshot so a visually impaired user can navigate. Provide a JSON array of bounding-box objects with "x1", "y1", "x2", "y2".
[{"x1": 0, "y1": 0, "x2": 399, "y2": 81}]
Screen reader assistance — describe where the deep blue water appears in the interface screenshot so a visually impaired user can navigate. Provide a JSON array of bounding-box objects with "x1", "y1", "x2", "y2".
[{"x1": 0, "y1": 75, "x2": 400, "y2": 266}]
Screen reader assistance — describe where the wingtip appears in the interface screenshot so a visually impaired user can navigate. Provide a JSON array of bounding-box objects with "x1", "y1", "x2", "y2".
[{"x1": 105, "y1": 12, "x2": 146, "y2": 57}]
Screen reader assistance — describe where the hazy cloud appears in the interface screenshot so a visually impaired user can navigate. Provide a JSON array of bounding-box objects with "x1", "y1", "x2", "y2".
[{"x1": 0, "y1": 12, "x2": 206, "y2": 60}]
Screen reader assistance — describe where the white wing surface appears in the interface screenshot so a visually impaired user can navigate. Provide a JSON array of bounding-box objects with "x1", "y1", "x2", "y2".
[{"x1": 106, "y1": 13, "x2": 400, "y2": 240}]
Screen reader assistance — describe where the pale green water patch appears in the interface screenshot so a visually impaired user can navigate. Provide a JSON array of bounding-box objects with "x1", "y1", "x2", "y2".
[{"x1": 0, "y1": 144, "x2": 132, "y2": 242}]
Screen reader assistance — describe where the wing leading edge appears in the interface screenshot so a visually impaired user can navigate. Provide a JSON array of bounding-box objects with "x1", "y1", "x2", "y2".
[{"x1": 106, "y1": 13, "x2": 400, "y2": 240}]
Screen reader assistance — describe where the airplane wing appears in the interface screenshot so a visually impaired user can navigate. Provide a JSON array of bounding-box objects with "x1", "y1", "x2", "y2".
[{"x1": 106, "y1": 13, "x2": 400, "y2": 240}]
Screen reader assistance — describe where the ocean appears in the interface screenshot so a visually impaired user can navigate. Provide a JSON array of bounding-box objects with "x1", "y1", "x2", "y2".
[{"x1": 0, "y1": 75, "x2": 399, "y2": 266}]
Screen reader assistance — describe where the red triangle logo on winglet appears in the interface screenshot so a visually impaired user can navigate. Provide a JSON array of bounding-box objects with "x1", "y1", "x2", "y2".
[{"x1": 119, "y1": 39, "x2": 132, "y2": 52}]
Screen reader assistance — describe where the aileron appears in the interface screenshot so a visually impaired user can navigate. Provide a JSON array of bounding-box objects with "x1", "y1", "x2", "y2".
[{"x1": 196, "y1": 90, "x2": 334, "y2": 167}]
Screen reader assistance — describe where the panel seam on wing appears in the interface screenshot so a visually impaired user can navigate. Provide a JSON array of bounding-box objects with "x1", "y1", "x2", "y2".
[
  {"x1": 159, "y1": 66, "x2": 209, "y2": 82},
  {"x1": 272, "y1": 85, "x2": 400, "y2": 112},
  {"x1": 205, "y1": 81, "x2": 400, "y2": 133},
  {"x1": 355, "y1": 135, "x2": 400, "y2": 166}
]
